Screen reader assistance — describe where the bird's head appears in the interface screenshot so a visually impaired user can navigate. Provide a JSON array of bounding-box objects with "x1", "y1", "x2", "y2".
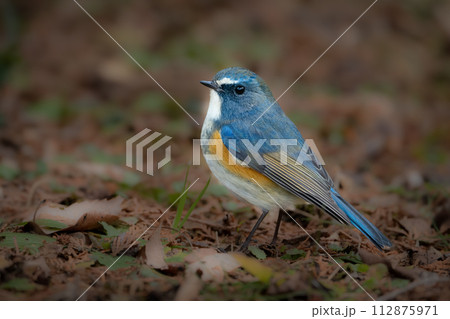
[{"x1": 200, "y1": 67, "x2": 276, "y2": 121}]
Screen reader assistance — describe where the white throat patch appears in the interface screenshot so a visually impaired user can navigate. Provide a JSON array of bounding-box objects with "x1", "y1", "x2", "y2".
[{"x1": 206, "y1": 90, "x2": 222, "y2": 121}]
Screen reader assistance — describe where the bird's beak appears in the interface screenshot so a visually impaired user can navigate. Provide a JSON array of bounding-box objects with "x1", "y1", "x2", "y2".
[{"x1": 200, "y1": 80, "x2": 222, "y2": 92}]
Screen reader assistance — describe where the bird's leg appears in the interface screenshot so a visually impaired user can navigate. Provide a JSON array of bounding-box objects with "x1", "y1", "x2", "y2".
[
  {"x1": 239, "y1": 209, "x2": 269, "y2": 252},
  {"x1": 270, "y1": 209, "x2": 283, "y2": 246}
]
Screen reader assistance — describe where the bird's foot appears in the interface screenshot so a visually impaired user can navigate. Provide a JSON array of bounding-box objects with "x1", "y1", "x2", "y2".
[{"x1": 238, "y1": 241, "x2": 250, "y2": 253}]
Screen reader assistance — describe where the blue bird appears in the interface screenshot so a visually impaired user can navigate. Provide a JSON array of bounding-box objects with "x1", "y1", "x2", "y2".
[{"x1": 200, "y1": 67, "x2": 392, "y2": 251}]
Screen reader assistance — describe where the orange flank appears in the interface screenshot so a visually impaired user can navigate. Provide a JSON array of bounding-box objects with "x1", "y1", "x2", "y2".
[{"x1": 209, "y1": 130, "x2": 276, "y2": 186}]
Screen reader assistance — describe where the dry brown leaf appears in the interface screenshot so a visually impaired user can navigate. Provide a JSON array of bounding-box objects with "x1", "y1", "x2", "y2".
[
  {"x1": 29, "y1": 197, "x2": 123, "y2": 234},
  {"x1": 145, "y1": 227, "x2": 168, "y2": 270},
  {"x1": 111, "y1": 232, "x2": 136, "y2": 256},
  {"x1": 184, "y1": 248, "x2": 217, "y2": 264},
  {"x1": 359, "y1": 248, "x2": 424, "y2": 280},
  {"x1": 186, "y1": 251, "x2": 240, "y2": 282},
  {"x1": 411, "y1": 247, "x2": 444, "y2": 266},
  {"x1": 398, "y1": 217, "x2": 433, "y2": 240}
]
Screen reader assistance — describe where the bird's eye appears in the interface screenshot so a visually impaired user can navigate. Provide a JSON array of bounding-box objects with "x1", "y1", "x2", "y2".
[{"x1": 235, "y1": 85, "x2": 245, "y2": 95}]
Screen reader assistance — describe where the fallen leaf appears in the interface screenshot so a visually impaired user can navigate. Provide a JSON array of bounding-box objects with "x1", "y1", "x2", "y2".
[
  {"x1": 248, "y1": 246, "x2": 267, "y2": 260},
  {"x1": 35, "y1": 219, "x2": 68, "y2": 231},
  {"x1": 145, "y1": 227, "x2": 168, "y2": 270},
  {"x1": 90, "y1": 251, "x2": 136, "y2": 270},
  {"x1": 0, "y1": 278, "x2": 38, "y2": 292},
  {"x1": 412, "y1": 247, "x2": 443, "y2": 266},
  {"x1": 99, "y1": 221, "x2": 126, "y2": 237},
  {"x1": 111, "y1": 230, "x2": 139, "y2": 256},
  {"x1": 231, "y1": 252, "x2": 273, "y2": 283},
  {"x1": 281, "y1": 248, "x2": 306, "y2": 261},
  {"x1": 0, "y1": 232, "x2": 56, "y2": 254},
  {"x1": 359, "y1": 248, "x2": 424, "y2": 280},
  {"x1": 29, "y1": 197, "x2": 123, "y2": 234},
  {"x1": 184, "y1": 248, "x2": 217, "y2": 263},
  {"x1": 398, "y1": 217, "x2": 433, "y2": 240},
  {"x1": 186, "y1": 251, "x2": 240, "y2": 282}
]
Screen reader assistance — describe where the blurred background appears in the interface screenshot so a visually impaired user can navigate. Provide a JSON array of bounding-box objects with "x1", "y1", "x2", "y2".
[
  {"x1": 1, "y1": 0, "x2": 449, "y2": 189},
  {"x1": 0, "y1": 0, "x2": 449, "y2": 300}
]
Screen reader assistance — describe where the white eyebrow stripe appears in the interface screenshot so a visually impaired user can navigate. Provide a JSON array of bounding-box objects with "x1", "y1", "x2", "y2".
[{"x1": 216, "y1": 77, "x2": 239, "y2": 85}]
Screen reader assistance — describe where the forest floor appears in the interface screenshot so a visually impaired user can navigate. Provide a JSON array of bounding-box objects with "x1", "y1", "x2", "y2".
[{"x1": 0, "y1": 0, "x2": 449, "y2": 300}]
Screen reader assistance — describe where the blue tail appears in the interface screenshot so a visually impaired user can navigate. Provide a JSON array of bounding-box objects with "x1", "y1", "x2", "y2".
[{"x1": 330, "y1": 189, "x2": 392, "y2": 250}]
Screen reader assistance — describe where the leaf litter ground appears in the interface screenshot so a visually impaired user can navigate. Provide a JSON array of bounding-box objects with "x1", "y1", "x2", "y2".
[
  {"x1": 0, "y1": 165, "x2": 448, "y2": 300},
  {"x1": 1, "y1": 0, "x2": 449, "y2": 301}
]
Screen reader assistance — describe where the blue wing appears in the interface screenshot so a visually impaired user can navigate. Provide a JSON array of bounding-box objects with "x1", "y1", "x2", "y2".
[{"x1": 220, "y1": 114, "x2": 392, "y2": 250}]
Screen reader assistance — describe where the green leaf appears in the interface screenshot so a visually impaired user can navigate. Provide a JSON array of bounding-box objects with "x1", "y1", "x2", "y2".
[
  {"x1": 281, "y1": 248, "x2": 306, "y2": 260},
  {"x1": 248, "y1": 246, "x2": 267, "y2": 260},
  {"x1": 1, "y1": 278, "x2": 37, "y2": 292},
  {"x1": 90, "y1": 251, "x2": 136, "y2": 270},
  {"x1": 363, "y1": 278, "x2": 375, "y2": 290},
  {"x1": 328, "y1": 243, "x2": 344, "y2": 252},
  {"x1": 99, "y1": 221, "x2": 127, "y2": 237},
  {"x1": 35, "y1": 219, "x2": 68, "y2": 231},
  {"x1": 356, "y1": 263, "x2": 369, "y2": 273},
  {"x1": 338, "y1": 252, "x2": 362, "y2": 264},
  {"x1": 140, "y1": 265, "x2": 163, "y2": 278},
  {"x1": 0, "y1": 232, "x2": 55, "y2": 254},
  {"x1": 164, "y1": 251, "x2": 189, "y2": 264},
  {"x1": 0, "y1": 164, "x2": 20, "y2": 180},
  {"x1": 285, "y1": 248, "x2": 306, "y2": 256}
]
